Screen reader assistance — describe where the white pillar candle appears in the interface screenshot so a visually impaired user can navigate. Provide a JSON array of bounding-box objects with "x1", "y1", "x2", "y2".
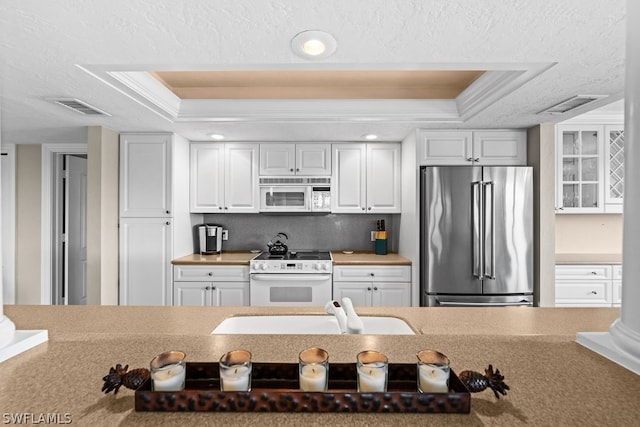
[
  {"x1": 220, "y1": 366, "x2": 251, "y2": 391},
  {"x1": 151, "y1": 363, "x2": 186, "y2": 391},
  {"x1": 299, "y1": 364, "x2": 327, "y2": 392},
  {"x1": 418, "y1": 364, "x2": 449, "y2": 393},
  {"x1": 357, "y1": 363, "x2": 387, "y2": 392}
]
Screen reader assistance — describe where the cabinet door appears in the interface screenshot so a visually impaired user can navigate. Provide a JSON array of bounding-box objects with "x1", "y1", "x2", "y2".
[
  {"x1": 332, "y1": 144, "x2": 367, "y2": 213},
  {"x1": 333, "y1": 282, "x2": 372, "y2": 306},
  {"x1": 604, "y1": 125, "x2": 624, "y2": 212},
  {"x1": 260, "y1": 144, "x2": 296, "y2": 175},
  {"x1": 120, "y1": 134, "x2": 172, "y2": 217},
  {"x1": 296, "y1": 144, "x2": 332, "y2": 175},
  {"x1": 418, "y1": 131, "x2": 473, "y2": 165},
  {"x1": 212, "y1": 282, "x2": 250, "y2": 306},
  {"x1": 190, "y1": 143, "x2": 225, "y2": 213},
  {"x1": 119, "y1": 218, "x2": 172, "y2": 305},
  {"x1": 224, "y1": 143, "x2": 259, "y2": 213},
  {"x1": 366, "y1": 143, "x2": 401, "y2": 213},
  {"x1": 473, "y1": 131, "x2": 526, "y2": 165},
  {"x1": 372, "y1": 282, "x2": 411, "y2": 306},
  {"x1": 556, "y1": 126, "x2": 604, "y2": 213},
  {"x1": 174, "y1": 282, "x2": 212, "y2": 306}
]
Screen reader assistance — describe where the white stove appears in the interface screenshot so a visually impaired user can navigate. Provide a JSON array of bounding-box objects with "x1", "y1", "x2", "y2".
[{"x1": 249, "y1": 251, "x2": 333, "y2": 306}]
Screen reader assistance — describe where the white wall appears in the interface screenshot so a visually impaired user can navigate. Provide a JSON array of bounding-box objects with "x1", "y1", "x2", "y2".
[
  {"x1": 398, "y1": 131, "x2": 419, "y2": 306},
  {"x1": 556, "y1": 214, "x2": 623, "y2": 254}
]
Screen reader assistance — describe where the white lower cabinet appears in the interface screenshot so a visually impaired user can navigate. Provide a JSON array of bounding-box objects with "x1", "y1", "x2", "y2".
[
  {"x1": 555, "y1": 264, "x2": 621, "y2": 307},
  {"x1": 332, "y1": 265, "x2": 411, "y2": 306},
  {"x1": 173, "y1": 266, "x2": 249, "y2": 306},
  {"x1": 119, "y1": 218, "x2": 173, "y2": 306}
]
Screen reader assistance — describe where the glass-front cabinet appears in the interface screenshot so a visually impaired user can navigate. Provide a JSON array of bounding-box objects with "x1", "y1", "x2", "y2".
[
  {"x1": 556, "y1": 126, "x2": 604, "y2": 212},
  {"x1": 605, "y1": 125, "x2": 624, "y2": 212}
]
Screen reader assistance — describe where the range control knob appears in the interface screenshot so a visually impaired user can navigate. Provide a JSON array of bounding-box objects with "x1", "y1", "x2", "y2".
[
  {"x1": 260, "y1": 263, "x2": 268, "y2": 270},
  {"x1": 321, "y1": 263, "x2": 329, "y2": 271}
]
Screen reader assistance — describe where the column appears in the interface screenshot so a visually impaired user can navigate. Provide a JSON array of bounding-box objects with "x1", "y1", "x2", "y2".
[{"x1": 577, "y1": 0, "x2": 640, "y2": 374}]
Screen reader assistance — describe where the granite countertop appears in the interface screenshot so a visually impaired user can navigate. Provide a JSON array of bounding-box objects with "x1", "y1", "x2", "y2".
[
  {"x1": 555, "y1": 253, "x2": 623, "y2": 265},
  {"x1": 2, "y1": 305, "x2": 638, "y2": 426},
  {"x1": 332, "y1": 251, "x2": 411, "y2": 265},
  {"x1": 172, "y1": 252, "x2": 258, "y2": 265},
  {"x1": 172, "y1": 251, "x2": 412, "y2": 266}
]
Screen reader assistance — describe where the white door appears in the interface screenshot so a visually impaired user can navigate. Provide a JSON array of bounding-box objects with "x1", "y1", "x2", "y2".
[
  {"x1": 65, "y1": 155, "x2": 88, "y2": 305},
  {"x1": 1, "y1": 147, "x2": 15, "y2": 304},
  {"x1": 296, "y1": 144, "x2": 332, "y2": 175},
  {"x1": 190, "y1": 143, "x2": 225, "y2": 212}
]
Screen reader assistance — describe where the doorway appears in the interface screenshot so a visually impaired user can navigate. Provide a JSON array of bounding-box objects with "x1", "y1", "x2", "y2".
[{"x1": 52, "y1": 154, "x2": 88, "y2": 305}]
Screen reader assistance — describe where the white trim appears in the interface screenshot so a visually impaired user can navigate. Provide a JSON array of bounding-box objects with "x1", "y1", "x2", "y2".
[
  {"x1": 41, "y1": 144, "x2": 87, "y2": 305},
  {"x1": 1, "y1": 144, "x2": 16, "y2": 304}
]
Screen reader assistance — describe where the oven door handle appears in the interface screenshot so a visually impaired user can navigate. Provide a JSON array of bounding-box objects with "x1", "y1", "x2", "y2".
[{"x1": 251, "y1": 274, "x2": 332, "y2": 281}]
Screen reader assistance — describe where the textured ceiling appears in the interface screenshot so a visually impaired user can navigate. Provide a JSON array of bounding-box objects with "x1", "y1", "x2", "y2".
[{"x1": 0, "y1": 0, "x2": 626, "y2": 143}]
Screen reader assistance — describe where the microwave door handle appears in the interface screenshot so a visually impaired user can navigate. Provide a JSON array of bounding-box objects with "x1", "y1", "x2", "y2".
[{"x1": 471, "y1": 181, "x2": 483, "y2": 279}]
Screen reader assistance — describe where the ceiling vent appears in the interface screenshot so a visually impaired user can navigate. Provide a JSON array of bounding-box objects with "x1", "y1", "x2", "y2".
[
  {"x1": 46, "y1": 98, "x2": 111, "y2": 116},
  {"x1": 538, "y1": 95, "x2": 607, "y2": 115}
]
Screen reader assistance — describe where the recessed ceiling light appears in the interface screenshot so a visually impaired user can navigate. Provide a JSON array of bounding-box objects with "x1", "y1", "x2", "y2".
[
  {"x1": 364, "y1": 134, "x2": 378, "y2": 140},
  {"x1": 210, "y1": 133, "x2": 225, "y2": 140},
  {"x1": 291, "y1": 30, "x2": 337, "y2": 60}
]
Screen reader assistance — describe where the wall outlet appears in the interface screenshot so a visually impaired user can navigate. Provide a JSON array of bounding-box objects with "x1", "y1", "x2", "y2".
[
  {"x1": 370, "y1": 231, "x2": 376, "y2": 241},
  {"x1": 222, "y1": 230, "x2": 229, "y2": 240}
]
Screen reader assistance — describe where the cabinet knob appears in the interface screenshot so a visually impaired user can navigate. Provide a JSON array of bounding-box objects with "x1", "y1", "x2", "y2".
[
  {"x1": 290, "y1": 168, "x2": 294, "y2": 172},
  {"x1": 373, "y1": 287, "x2": 378, "y2": 291},
  {"x1": 590, "y1": 290, "x2": 598, "y2": 295},
  {"x1": 591, "y1": 271, "x2": 597, "y2": 275},
  {"x1": 219, "y1": 206, "x2": 223, "y2": 210},
  {"x1": 296, "y1": 168, "x2": 299, "y2": 172},
  {"x1": 367, "y1": 287, "x2": 372, "y2": 291},
  {"x1": 212, "y1": 286, "x2": 216, "y2": 290},
  {"x1": 367, "y1": 207, "x2": 372, "y2": 210},
  {"x1": 224, "y1": 207, "x2": 228, "y2": 210},
  {"x1": 361, "y1": 207, "x2": 365, "y2": 211},
  {"x1": 467, "y1": 157, "x2": 473, "y2": 162},
  {"x1": 165, "y1": 221, "x2": 170, "y2": 225},
  {"x1": 208, "y1": 272, "x2": 213, "y2": 276},
  {"x1": 205, "y1": 286, "x2": 210, "y2": 290},
  {"x1": 166, "y1": 210, "x2": 170, "y2": 214},
  {"x1": 474, "y1": 158, "x2": 480, "y2": 162},
  {"x1": 370, "y1": 273, "x2": 375, "y2": 277}
]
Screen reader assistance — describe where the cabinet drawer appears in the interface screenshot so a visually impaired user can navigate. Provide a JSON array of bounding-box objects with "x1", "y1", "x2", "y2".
[
  {"x1": 555, "y1": 281, "x2": 612, "y2": 306},
  {"x1": 612, "y1": 265, "x2": 622, "y2": 280},
  {"x1": 333, "y1": 266, "x2": 411, "y2": 282},
  {"x1": 173, "y1": 266, "x2": 249, "y2": 282},
  {"x1": 554, "y1": 265, "x2": 611, "y2": 280}
]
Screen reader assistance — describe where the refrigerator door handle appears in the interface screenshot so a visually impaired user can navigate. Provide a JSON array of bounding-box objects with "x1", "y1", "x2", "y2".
[
  {"x1": 483, "y1": 181, "x2": 496, "y2": 279},
  {"x1": 471, "y1": 181, "x2": 483, "y2": 279}
]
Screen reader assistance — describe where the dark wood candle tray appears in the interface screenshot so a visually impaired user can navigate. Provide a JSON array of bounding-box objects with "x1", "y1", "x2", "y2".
[{"x1": 135, "y1": 362, "x2": 470, "y2": 414}]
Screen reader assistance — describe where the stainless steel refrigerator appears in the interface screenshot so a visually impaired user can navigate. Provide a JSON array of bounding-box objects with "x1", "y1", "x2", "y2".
[{"x1": 420, "y1": 166, "x2": 534, "y2": 307}]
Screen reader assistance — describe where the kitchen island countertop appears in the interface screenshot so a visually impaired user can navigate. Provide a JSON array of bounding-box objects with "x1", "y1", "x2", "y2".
[{"x1": 2, "y1": 305, "x2": 638, "y2": 426}]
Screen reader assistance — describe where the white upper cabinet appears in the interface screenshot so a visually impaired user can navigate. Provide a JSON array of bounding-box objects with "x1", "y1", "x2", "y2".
[
  {"x1": 120, "y1": 133, "x2": 172, "y2": 217},
  {"x1": 418, "y1": 130, "x2": 526, "y2": 166},
  {"x1": 555, "y1": 125, "x2": 605, "y2": 213},
  {"x1": 190, "y1": 143, "x2": 259, "y2": 213},
  {"x1": 260, "y1": 143, "x2": 331, "y2": 175},
  {"x1": 332, "y1": 143, "x2": 401, "y2": 214},
  {"x1": 604, "y1": 125, "x2": 624, "y2": 212},
  {"x1": 366, "y1": 144, "x2": 402, "y2": 213},
  {"x1": 224, "y1": 143, "x2": 260, "y2": 212},
  {"x1": 190, "y1": 143, "x2": 224, "y2": 212}
]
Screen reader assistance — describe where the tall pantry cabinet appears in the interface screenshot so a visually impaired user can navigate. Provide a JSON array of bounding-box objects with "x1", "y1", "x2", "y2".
[{"x1": 119, "y1": 133, "x2": 193, "y2": 305}]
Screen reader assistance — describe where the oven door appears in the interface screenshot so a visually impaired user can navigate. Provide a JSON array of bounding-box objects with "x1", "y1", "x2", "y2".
[
  {"x1": 260, "y1": 186, "x2": 310, "y2": 212},
  {"x1": 250, "y1": 273, "x2": 332, "y2": 306}
]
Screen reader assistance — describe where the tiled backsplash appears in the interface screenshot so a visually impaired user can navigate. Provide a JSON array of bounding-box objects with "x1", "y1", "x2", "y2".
[{"x1": 201, "y1": 213, "x2": 400, "y2": 252}]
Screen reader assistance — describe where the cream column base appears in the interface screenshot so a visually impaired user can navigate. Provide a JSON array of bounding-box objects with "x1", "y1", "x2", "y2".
[
  {"x1": 576, "y1": 320, "x2": 640, "y2": 375},
  {"x1": 0, "y1": 315, "x2": 48, "y2": 364}
]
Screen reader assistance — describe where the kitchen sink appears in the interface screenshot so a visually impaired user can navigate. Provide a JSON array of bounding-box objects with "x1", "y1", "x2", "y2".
[{"x1": 211, "y1": 315, "x2": 416, "y2": 335}]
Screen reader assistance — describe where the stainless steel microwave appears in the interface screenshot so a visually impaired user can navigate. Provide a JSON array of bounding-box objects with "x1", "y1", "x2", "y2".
[{"x1": 259, "y1": 177, "x2": 331, "y2": 213}]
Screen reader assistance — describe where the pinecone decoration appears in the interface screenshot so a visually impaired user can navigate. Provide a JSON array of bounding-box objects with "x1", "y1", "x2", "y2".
[
  {"x1": 102, "y1": 363, "x2": 150, "y2": 394},
  {"x1": 458, "y1": 364, "x2": 509, "y2": 399}
]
